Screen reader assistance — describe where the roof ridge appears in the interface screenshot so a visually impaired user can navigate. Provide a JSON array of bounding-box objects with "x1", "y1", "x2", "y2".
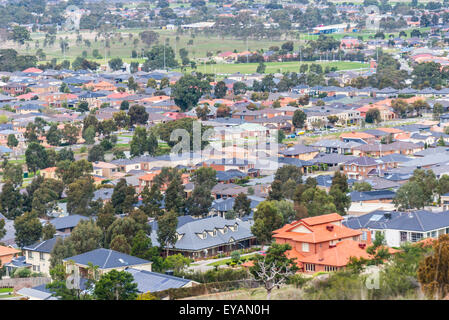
[{"x1": 103, "y1": 249, "x2": 113, "y2": 269}]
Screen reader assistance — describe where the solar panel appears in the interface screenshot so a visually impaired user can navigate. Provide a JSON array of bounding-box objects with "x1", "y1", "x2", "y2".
[{"x1": 369, "y1": 214, "x2": 383, "y2": 222}]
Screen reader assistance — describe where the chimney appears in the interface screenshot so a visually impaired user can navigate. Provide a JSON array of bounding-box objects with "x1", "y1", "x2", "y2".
[{"x1": 165, "y1": 270, "x2": 174, "y2": 276}]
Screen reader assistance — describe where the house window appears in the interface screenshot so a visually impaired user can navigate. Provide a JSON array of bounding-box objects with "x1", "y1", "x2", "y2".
[
  {"x1": 400, "y1": 231, "x2": 407, "y2": 242},
  {"x1": 431, "y1": 231, "x2": 437, "y2": 238},
  {"x1": 28, "y1": 251, "x2": 33, "y2": 259},
  {"x1": 40, "y1": 252, "x2": 45, "y2": 261},
  {"x1": 302, "y1": 242, "x2": 309, "y2": 252},
  {"x1": 203, "y1": 231, "x2": 207, "y2": 239},
  {"x1": 324, "y1": 266, "x2": 338, "y2": 272},
  {"x1": 411, "y1": 232, "x2": 423, "y2": 242},
  {"x1": 305, "y1": 264, "x2": 315, "y2": 272},
  {"x1": 362, "y1": 231, "x2": 367, "y2": 241}
]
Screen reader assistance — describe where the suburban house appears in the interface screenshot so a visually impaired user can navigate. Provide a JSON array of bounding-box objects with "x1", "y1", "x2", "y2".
[
  {"x1": 272, "y1": 213, "x2": 377, "y2": 273},
  {"x1": 63, "y1": 248, "x2": 153, "y2": 278},
  {"x1": 279, "y1": 144, "x2": 320, "y2": 161},
  {"x1": 22, "y1": 236, "x2": 66, "y2": 276},
  {"x1": 0, "y1": 245, "x2": 20, "y2": 266},
  {"x1": 343, "y1": 156, "x2": 392, "y2": 180},
  {"x1": 150, "y1": 215, "x2": 256, "y2": 258},
  {"x1": 343, "y1": 210, "x2": 449, "y2": 247}
]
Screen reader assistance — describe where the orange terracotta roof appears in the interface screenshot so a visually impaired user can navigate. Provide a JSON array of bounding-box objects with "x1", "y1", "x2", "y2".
[
  {"x1": 299, "y1": 239, "x2": 373, "y2": 267},
  {"x1": 140, "y1": 95, "x2": 171, "y2": 103},
  {"x1": 377, "y1": 127, "x2": 404, "y2": 134},
  {"x1": 139, "y1": 171, "x2": 161, "y2": 182},
  {"x1": 0, "y1": 245, "x2": 20, "y2": 257},
  {"x1": 302, "y1": 213, "x2": 343, "y2": 226},
  {"x1": 23, "y1": 67, "x2": 43, "y2": 73},
  {"x1": 340, "y1": 132, "x2": 375, "y2": 139},
  {"x1": 41, "y1": 166, "x2": 57, "y2": 172},
  {"x1": 273, "y1": 222, "x2": 362, "y2": 244}
]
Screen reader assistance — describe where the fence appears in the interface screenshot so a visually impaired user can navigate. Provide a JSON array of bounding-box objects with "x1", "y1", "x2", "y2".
[
  {"x1": 0, "y1": 277, "x2": 51, "y2": 289},
  {"x1": 152, "y1": 279, "x2": 262, "y2": 300}
]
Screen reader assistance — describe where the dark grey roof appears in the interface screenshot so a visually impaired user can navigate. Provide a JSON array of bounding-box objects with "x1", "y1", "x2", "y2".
[
  {"x1": 126, "y1": 268, "x2": 192, "y2": 293},
  {"x1": 344, "y1": 156, "x2": 380, "y2": 166},
  {"x1": 344, "y1": 210, "x2": 449, "y2": 232},
  {"x1": 49, "y1": 215, "x2": 90, "y2": 231},
  {"x1": 350, "y1": 190, "x2": 396, "y2": 202},
  {"x1": 150, "y1": 216, "x2": 254, "y2": 251},
  {"x1": 279, "y1": 144, "x2": 319, "y2": 156},
  {"x1": 23, "y1": 235, "x2": 69, "y2": 253},
  {"x1": 63, "y1": 248, "x2": 151, "y2": 269}
]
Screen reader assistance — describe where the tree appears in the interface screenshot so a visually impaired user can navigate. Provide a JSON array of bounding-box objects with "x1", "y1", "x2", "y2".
[
  {"x1": 108, "y1": 58, "x2": 123, "y2": 71},
  {"x1": 7, "y1": 134, "x2": 18, "y2": 149},
  {"x1": 14, "y1": 212, "x2": 42, "y2": 248},
  {"x1": 172, "y1": 75, "x2": 211, "y2": 111},
  {"x1": 42, "y1": 222, "x2": 56, "y2": 240},
  {"x1": 110, "y1": 234, "x2": 131, "y2": 254},
  {"x1": 128, "y1": 105, "x2": 149, "y2": 126},
  {"x1": 25, "y1": 142, "x2": 48, "y2": 174},
  {"x1": 9, "y1": 26, "x2": 31, "y2": 45},
  {"x1": 3, "y1": 162, "x2": 23, "y2": 188},
  {"x1": 130, "y1": 230, "x2": 153, "y2": 260},
  {"x1": 233, "y1": 82, "x2": 247, "y2": 95},
  {"x1": 157, "y1": 210, "x2": 178, "y2": 257},
  {"x1": 69, "y1": 219, "x2": 102, "y2": 255},
  {"x1": 162, "y1": 253, "x2": 191, "y2": 273},
  {"x1": 82, "y1": 125, "x2": 96, "y2": 145},
  {"x1": 214, "y1": 81, "x2": 227, "y2": 98},
  {"x1": 273, "y1": 200, "x2": 297, "y2": 225},
  {"x1": 46, "y1": 124, "x2": 62, "y2": 146},
  {"x1": 292, "y1": 109, "x2": 307, "y2": 129},
  {"x1": 139, "y1": 31, "x2": 159, "y2": 47},
  {"x1": 77, "y1": 101, "x2": 89, "y2": 113},
  {"x1": 62, "y1": 124, "x2": 80, "y2": 145},
  {"x1": 142, "y1": 45, "x2": 178, "y2": 70},
  {"x1": 0, "y1": 180, "x2": 22, "y2": 219},
  {"x1": 233, "y1": 193, "x2": 251, "y2": 218},
  {"x1": 111, "y1": 179, "x2": 137, "y2": 215},
  {"x1": 393, "y1": 181, "x2": 426, "y2": 210},
  {"x1": 353, "y1": 182, "x2": 373, "y2": 192},
  {"x1": 66, "y1": 177, "x2": 95, "y2": 216},
  {"x1": 130, "y1": 127, "x2": 157, "y2": 157},
  {"x1": 251, "y1": 201, "x2": 284, "y2": 245},
  {"x1": 195, "y1": 105, "x2": 210, "y2": 121},
  {"x1": 94, "y1": 269, "x2": 138, "y2": 300},
  {"x1": 87, "y1": 145, "x2": 104, "y2": 162},
  {"x1": 0, "y1": 218, "x2": 5, "y2": 240},
  {"x1": 140, "y1": 184, "x2": 163, "y2": 218},
  {"x1": 249, "y1": 243, "x2": 298, "y2": 300},
  {"x1": 256, "y1": 62, "x2": 266, "y2": 74},
  {"x1": 365, "y1": 108, "x2": 381, "y2": 124},
  {"x1": 301, "y1": 187, "x2": 337, "y2": 217},
  {"x1": 56, "y1": 159, "x2": 92, "y2": 186},
  {"x1": 417, "y1": 234, "x2": 449, "y2": 299},
  {"x1": 329, "y1": 171, "x2": 350, "y2": 215}
]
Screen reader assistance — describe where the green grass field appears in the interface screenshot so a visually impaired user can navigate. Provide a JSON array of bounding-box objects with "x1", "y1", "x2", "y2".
[{"x1": 175, "y1": 60, "x2": 369, "y2": 75}]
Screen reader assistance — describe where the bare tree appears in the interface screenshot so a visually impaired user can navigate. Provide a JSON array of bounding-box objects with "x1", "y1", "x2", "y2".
[{"x1": 252, "y1": 257, "x2": 296, "y2": 300}]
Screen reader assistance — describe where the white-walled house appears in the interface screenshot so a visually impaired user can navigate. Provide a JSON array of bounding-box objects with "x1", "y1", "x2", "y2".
[{"x1": 343, "y1": 210, "x2": 449, "y2": 248}]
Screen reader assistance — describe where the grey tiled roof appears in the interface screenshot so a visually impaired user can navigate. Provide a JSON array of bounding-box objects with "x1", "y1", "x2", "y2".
[
  {"x1": 23, "y1": 235, "x2": 69, "y2": 253},
  {"x1": 150, "y1": 216, "x2": 254, "y2": 251},
  {"x1": 63, "y1": 248, "x2": 151, "y2": 269},
  {"x1": 126, "y1": 268, "x2": 192, "y2": 293},
  {"x1": 344, "y1": 210, "x2": 449, "y2": 232},
  {"x1": 49, "y1": 215, "x2": 90, "y2": 231}
]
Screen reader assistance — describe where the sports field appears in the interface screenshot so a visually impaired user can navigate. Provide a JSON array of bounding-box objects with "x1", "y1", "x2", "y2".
[{"x1": 174, "y1": 61, "x2": 369, "y2": 75}]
